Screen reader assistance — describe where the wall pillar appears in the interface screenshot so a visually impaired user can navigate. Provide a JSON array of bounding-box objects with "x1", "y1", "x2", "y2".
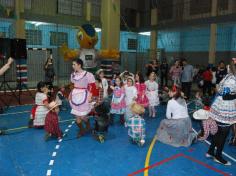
[
  {"x1": 208, "y1": 0, "x2": 217, "y2": 64},
  {"x1": 150, "y1": 8, "x2": 158, "y2": 60},
  {"x1": 14, "y1": 0, "x2": 25, "y2": 39},
  {"x1": 101, "y1": 0, "x2": 120, "y2": 50}
]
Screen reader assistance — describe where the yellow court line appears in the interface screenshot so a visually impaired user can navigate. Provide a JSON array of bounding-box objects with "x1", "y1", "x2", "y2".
[
  {"x1": 4, "y1": 118, "x2": 74, "y2": 132},
  {"x1": 144, "y1": 135, "x2": 158, "y2": 176}
]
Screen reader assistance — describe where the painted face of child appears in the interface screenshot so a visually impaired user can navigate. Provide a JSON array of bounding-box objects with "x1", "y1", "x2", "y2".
[
  {"x1": 115, "y1": 78, "x2": 121, "y2": 86},
  {"x1": 127, "y1": 78, "x2": 133, "y2": 87}
]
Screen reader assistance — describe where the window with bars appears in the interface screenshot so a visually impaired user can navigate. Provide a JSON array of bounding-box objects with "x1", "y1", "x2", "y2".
[
  {"x1": 58, "y1": 0, "x2": 83, "y2": 16},
  {"x1": 127, "y1": 38, "x2": 137, "y2": 50},
  {"x1": 24, "y1": 0, "x2": 32, "y2": 10},
  {"x1": 190, "y1": 0, "x2": 211, "y2": 15},
  {"x1": 50, "y1": 32, "x2": 68, "y2": 46},
  {"x1": 26, "y1": 29, "x2": 42, "y2": 45},
  {"x1": 0, "y1": 0, "x2": 14, "y2": 7},
  {"x1": 91, "y1": 0, "x2": 101, "y2": 17}
]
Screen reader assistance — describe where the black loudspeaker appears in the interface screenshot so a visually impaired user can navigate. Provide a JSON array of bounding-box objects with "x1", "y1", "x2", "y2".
[
  {"x1": 0, "y1": 38, "x2": 11, "y2": 59},
  {"x1": 10, "y1": 39, "x2": 27, "y2": 59}
]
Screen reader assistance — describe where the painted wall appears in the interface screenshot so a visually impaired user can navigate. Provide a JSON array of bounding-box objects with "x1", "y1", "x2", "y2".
[{"x1": 1, "y1": 21, "x2": 236, "y2": 53}]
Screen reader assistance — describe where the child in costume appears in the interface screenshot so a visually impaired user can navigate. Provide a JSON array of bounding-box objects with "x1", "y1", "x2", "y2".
[
  {"x1": 44, "y1": 101, "x2": 63, "y2": 141},
  {"x1": 29, "y1": 81, "x2": 50, "y2": 128},
  {"x1": 110, "y1": 76, "x2": 126, "y2": 125},
  {"x1": 193, "y1": 105, "x2": 218, "y2": 141},
  {"x1": 124, "y1": 76, "x2": 137, "y2": 123},
  {"x1": 96, "y1": 69, "x2": 109, "y2": 98},
  {"x1": 145, "y1": 71, "x2": 159, "y2": 118},
  {"x1": 55, "y1": 85, "x2": 69, "y2": 111},
  {"x1": 127, "y1": 102, "x2": 146, "y2": 146},
  {"x1": 135, "y1": 72, "x2": 149, "y2": 108}
]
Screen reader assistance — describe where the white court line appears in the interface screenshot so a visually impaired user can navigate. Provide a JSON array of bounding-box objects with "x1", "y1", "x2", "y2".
[
  {"x1": 55, "y1": 145, "x2": 60, "y2": 150},
  {"x1": 46, "y1": 170, "x2": 52, "y2": 176},
  {"x1": 49, "y1": 160, "x2": 54, "y2": 166},
  {"x1": 68, "y1": 125, "x2": 72, "y2": 128},
  {"x1": 58, "y1": 139, "x2": 63, "y2": 143},
  {"x1": 0, "y1": 110, "x2": 30, "y2": 116},
  {"x1": 192, "y1": 128, "x2": 236, "y2": 162},
  {"x1": 52, "y1": 152, "x2": 57, "y2": 157},
  {"x1": 65, "y1": 129, "x2": 69, "y2": 132}
]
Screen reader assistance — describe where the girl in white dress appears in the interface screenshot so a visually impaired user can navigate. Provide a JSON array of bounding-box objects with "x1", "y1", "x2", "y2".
[
  {"x1": 96, "y1": 69, "x2": 109, "y2": 98},
  {"x1": 145, "y1": 72, "x2": 159, "y2": 118},
  {"x1": 124, "y1": 76, "x2": 137, "y2": 123}
]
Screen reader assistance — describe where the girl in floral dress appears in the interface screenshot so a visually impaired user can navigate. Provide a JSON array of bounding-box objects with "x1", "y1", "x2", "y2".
[
  {"x1": 135, "y1": 72, "x2": 149, "y2": 108},
  {"x1": 145, "y1": 72, "x2": 159, "y2": 118},
  {"x1": 110, "y1": 77, "x2": 126, "y2": 124}
]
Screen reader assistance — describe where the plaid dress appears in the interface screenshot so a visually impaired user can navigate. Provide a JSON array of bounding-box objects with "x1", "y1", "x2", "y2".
[{"x1": 127, "y1": 115, "x2": 145, "y2": 141}]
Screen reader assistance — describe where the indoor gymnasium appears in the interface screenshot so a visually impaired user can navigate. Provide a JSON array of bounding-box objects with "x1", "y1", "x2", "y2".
[{"x1": 0, "y1": 0, "x2": 236, "y2": 176}]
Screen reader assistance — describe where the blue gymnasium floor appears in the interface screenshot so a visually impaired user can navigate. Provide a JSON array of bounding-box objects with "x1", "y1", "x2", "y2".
[{"x1": 0, "y1": 104, "x2": 236, "y2": 176}]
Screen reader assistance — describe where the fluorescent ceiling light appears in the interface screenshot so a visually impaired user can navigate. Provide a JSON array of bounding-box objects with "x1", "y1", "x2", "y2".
[
  {"x1": 139, "y1": 31, "x2": 151, "y2": 36},
  {"x1": 26, "y1": 21, "x2": 50, "y2": 26},
  {"x1": 95, "y1": 28, "x2": 101, "y2": 32}
]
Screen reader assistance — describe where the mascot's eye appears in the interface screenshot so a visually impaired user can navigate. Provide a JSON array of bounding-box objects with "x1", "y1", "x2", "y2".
[{"x1": 77, "y1": 31, "x2": 83, "y2": 40}]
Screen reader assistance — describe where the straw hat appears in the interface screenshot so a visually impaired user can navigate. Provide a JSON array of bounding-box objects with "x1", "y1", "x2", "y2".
[
  {"x1": 48, "y1": 101, "x2": 59, "y2": 111},
  {"x1": 193, "y1": 109, "x2": 209, "y2": 120},
  {"x1": 130, "y1": 102, "x2": 145, "y2": 115},
  {"x1": 96, "y1": 69, "x2": 104, "y2": 75}
]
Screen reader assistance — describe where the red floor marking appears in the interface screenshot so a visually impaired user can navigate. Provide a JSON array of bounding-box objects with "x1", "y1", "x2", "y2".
[
  {"x1": 129, "y1": 153, "x2": 230, "y2": 176},
  {"x1": 128, "y1": 153, "x2": 183, "y2": 176},
  {"x1": 182, "y1": 154, "x2": 230, "y2": 176}
]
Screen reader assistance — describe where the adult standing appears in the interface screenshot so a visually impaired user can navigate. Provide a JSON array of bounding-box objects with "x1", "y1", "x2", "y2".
[
  {"x1": 216, "y1": 61, "x2": 227, "y2": 85},
  {"x1": 160, "y1": 58, "x2": 169, "y2": 87},
  {"x1": 180, "y1": 59, "x2": 194, "y2": 100},
  {"x1": 69, "y1": 58, "x2": 96, "y2": 138},
  {"x1": 206, "y1": 58, "x2": 236, "y2": 165},
  {"x1": 44, "y1": 55, "x2": 55, "y2": 97},
  {"x1": 145, "y1": 59, "x2": 159, "y2": 78}
]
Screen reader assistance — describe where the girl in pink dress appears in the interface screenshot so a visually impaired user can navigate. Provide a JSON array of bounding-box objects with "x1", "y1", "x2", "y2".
[
  {"x1": 69, "y1": 58, "x2": 96, "y2": 138},
  {"x1": 135, "y1": 72, "x2": 149, "y2": 108}
]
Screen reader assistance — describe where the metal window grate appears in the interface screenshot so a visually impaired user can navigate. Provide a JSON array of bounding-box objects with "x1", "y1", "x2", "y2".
[
  {"x1": 26, "y1": 29, "x2": 42, "y2": 45},
  {"x1": 91, "y1": 0, "x2": 101, "y2": 17},
  {"x1": 58, "y1": 0, "x2": 83, "y2": 16},
  {"x1": 24, "y1": 0, "x2": 32, "y2": 10},
  {"x1": 0, "y1": 0, "x2": 14, "y2": 7},
  {"x1": 50, "y1": 31, "x2": 68, "y2": 46},
  {"x1": 127, "y1": 38, "x2": 137, "y2": 50}
]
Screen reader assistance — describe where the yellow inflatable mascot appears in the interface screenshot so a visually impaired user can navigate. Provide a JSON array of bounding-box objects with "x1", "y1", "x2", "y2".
[{"x1": 61, "y1": 24, "x2": 119, "y2": 73}]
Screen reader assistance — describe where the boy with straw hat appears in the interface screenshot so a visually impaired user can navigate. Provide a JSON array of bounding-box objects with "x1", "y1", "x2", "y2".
[
  {"x1": 126, "y1": 102, "x2": 146, "y2": 146},
  {"x1": 44, "y1": 101, "x2": 62, "y2": 141}
]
